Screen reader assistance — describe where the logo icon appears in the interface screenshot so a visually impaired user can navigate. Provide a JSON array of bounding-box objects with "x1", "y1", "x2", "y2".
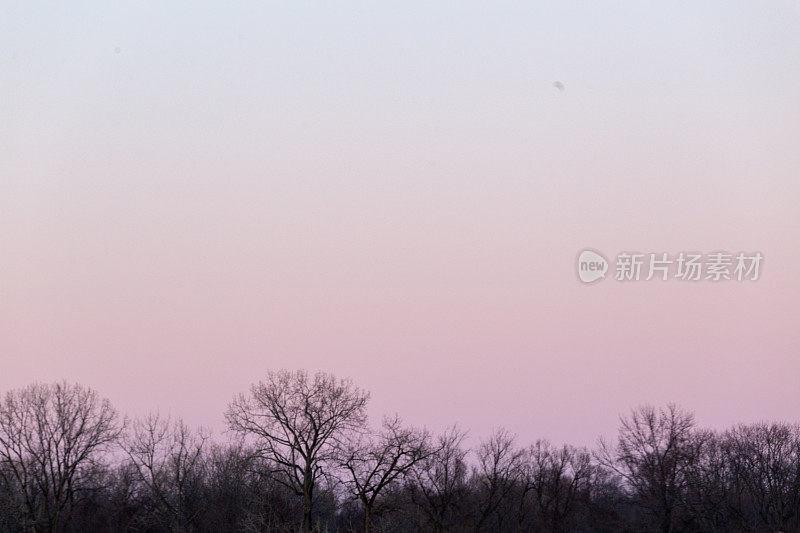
[{"x1": 577, "y1": 249, "x2": 608, "y2": 283}]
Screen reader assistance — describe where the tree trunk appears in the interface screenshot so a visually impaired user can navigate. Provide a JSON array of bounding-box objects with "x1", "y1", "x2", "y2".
[
  {"x1": 363, "y1": 504, "x2": 372, "y2": 533},
  {"x1": 302, "y1": 466, "x2": 314, "y2": 533},
  {"x1": 661, "y1": 508, "x2": 672, "y2": 533},
  {"x1": 302, "y1": 492, "x2": 313, "y2": 533}
]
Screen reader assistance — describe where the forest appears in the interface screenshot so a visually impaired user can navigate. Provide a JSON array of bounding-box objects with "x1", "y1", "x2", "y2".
[{"x1": 0, "y1": 370, "x2": 799, "y2": 532}]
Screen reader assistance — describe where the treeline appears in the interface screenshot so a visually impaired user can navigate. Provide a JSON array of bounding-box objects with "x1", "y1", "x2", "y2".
[{"x1": 1, "y1": 371, "x2": 799, "y2": 532}]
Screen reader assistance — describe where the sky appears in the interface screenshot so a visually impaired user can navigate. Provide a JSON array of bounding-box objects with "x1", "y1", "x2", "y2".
[{"x1": 2, "y1": 2, "x2": 799, "y2": 447}]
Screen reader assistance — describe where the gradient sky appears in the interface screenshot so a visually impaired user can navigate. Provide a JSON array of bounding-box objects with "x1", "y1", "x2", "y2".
[{"x1": 2, "y1": 2, "x2": 799, "y2": 447}]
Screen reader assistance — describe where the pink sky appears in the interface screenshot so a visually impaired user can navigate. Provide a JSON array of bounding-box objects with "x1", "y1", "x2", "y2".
[{"x1": 2, "y1": 2, "x2": 799, "y2": 446}]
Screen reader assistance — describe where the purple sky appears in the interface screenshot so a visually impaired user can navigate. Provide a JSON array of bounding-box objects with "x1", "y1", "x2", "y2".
[{"x1": 2, "y1": 2, "x2": 799, "y2": 446}]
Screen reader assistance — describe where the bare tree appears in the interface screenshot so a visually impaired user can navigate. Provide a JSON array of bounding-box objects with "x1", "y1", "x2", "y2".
[
  {"x1": 226, "y1": 369, "x2": 369, "y2": 532},
  {"x1": 681, "y1": 430, "x2": 731, "y2": 532},
  {"x1": 338, "y1": 414, "x2": 431, "y2": 532},
  {"x1": 409, "y1": 426, "x2": 470, "y2": 532},
  {"x1": 518, "y1": 440, "x2": 594, "y2": 531},
  {"x1": 0, "y1": 381, "x2": 122, "y2": 532},
  {"x1": 471, "y1": 428, "x2": 524, "y2": 532},
  {"x1": 597, "y1": 404, "x2": 707, "y2": 533},
  {"x1": 124, "y1": 413, "x2": 208, "y2": 531},
  {"x1": 723, "y1": 422, "x2": 800, "y2": 531}
]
